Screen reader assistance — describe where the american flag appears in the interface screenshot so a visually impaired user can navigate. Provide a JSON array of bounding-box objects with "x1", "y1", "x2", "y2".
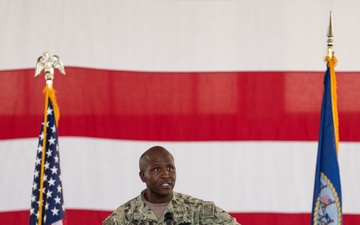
[
  {"x1": 30, "y1": 92, "x2": 66, "y2": 225},
  {"x1": 1, "y1": 2, "x2": 360, "y2": 225}
]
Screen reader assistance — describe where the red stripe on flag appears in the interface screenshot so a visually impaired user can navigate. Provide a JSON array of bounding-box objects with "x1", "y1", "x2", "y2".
[
  {"x1": 232, "y1": 212, "x2": 360, "y2": 225},
  {"x1": 0, "y1": 68, "x2": 359, "y2": 141},
  {"x1": 1, "y1": 210, "x2": 360, "y2": 225}
]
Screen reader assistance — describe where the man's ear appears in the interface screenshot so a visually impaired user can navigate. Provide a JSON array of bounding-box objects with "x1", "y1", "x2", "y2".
[{"x1": 139, "y1": 171, "x2": 145, "y2": 182}]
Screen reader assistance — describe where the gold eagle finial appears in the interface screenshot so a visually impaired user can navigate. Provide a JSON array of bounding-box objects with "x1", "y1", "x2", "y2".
[{"x1": 35, "y1": 52, "x2": 65, "y2": 87}]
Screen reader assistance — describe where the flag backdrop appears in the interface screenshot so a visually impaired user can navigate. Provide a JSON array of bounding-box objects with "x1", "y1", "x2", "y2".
[
  {"x1": 311, "y1": 56, "x2": 342, "y2": 225},
  {"x1": 1, "y1": 1, "x2": 360, "y2": 225}
]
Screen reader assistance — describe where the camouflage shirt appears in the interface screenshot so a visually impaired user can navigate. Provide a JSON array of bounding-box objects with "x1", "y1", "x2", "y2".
[{"x1": 103, "y1": 191, "x2": 240, "y2": 225}]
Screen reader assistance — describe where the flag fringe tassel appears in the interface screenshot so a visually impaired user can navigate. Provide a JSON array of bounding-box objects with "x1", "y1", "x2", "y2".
[
  {"x1": 325, "y1": 56, "x2": 339, "y2": 154},
  {"x1": 37, "y1": 87, "x2": 60, "y2": 225}
]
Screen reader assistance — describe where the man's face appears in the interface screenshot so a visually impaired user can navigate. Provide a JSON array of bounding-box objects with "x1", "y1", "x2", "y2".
[{"x1": 140, "y1": 149, "x2": 176, "y2": 203}]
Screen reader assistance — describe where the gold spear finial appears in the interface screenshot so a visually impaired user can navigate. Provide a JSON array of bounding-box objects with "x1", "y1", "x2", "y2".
[
  {"x1": 34, "y1": 52, "x2": 65, "y2": 88},
  {"x1": 327, "y1": 11, "x2": 334, "y2": 59}
]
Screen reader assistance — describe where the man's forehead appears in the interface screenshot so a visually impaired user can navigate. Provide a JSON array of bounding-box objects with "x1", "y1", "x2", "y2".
[
  {"x1": 139, "y1": 147, "x2": 174, "y2": 170},
  {"x1": 145, "y1": 154, "x2": 174, "y2": 164}
]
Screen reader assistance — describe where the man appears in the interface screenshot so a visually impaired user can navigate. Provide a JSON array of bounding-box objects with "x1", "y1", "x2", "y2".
[{"x1": 103, "y1": 146, "x2": 240, "y2": 225}]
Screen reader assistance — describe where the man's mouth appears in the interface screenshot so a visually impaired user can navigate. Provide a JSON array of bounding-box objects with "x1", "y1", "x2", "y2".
[{"x1": 160, "y1": 183, "x2": 172, "y2": 188}]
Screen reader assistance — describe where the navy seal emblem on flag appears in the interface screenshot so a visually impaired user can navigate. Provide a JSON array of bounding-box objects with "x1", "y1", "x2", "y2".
[{"x1": 313, "y1": 172, "x2": 341, "y2": 225}]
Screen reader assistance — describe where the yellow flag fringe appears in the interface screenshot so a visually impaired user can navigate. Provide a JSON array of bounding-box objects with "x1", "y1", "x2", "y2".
[
  {"x1": 37, "y1": 86, "x2": 60, "y2": 225},
  {"x1": 42, "y1": 86, "x2": 60, "y2": 126},
  {"x1": 325, "y1": 55, "x2": 339, "y2": 154}
]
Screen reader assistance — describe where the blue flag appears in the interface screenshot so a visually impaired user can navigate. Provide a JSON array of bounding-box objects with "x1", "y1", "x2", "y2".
[
  {"x1": 30, "y1": 88, "x2": 66, "y2": 225},
  {"x1": 311, "y1": 56, "x2": 342, "y2": 225}
]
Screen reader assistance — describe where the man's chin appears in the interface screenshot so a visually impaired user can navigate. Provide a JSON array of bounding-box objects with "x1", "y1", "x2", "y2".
[{"x1": 157, "y1": 189, "x2": 173, "y2": 197}]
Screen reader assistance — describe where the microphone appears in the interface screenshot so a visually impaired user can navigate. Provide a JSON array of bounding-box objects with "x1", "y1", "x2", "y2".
[{"x1": 164, "y1": 212, "x2": 175, "y2": 225}]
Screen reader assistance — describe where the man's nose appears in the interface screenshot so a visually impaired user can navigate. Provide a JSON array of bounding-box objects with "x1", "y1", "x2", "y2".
[{"x1": 160, "y1": 169, "x2": 170, "y2": 178}]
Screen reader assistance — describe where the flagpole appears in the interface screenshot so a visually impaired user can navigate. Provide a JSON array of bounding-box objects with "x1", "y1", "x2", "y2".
[
  {"x1": 34, "y1": 52, "x2": 65, "y2": 225},
  {"x1": 37, "y1": 85, "x2": 50, "y2": 225},
  {"x1": 327, "y1": 11, "x2": 334, "y2": 59},
  {"x1": 325, "y1": 12, "x2": 340, "y2": 154}
]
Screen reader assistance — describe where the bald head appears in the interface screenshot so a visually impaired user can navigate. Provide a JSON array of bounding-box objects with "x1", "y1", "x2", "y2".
[{"x1": 139, "y1": 146, "x2": 174, "y2": 172}]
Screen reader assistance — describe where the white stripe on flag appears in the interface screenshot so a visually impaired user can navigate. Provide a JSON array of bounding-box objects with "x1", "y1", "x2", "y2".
[
  {"x1": 1, "y1": 1, "x2": 360, "y2": 71},
  {"x1": 1, "y1": 138, "x2": 359, "y2": 213}
]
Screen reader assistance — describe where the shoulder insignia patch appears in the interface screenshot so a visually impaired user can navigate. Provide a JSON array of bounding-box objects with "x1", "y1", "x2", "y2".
[{"x1": 203, "y1": 202, "x2": 214, "y2": 218}]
